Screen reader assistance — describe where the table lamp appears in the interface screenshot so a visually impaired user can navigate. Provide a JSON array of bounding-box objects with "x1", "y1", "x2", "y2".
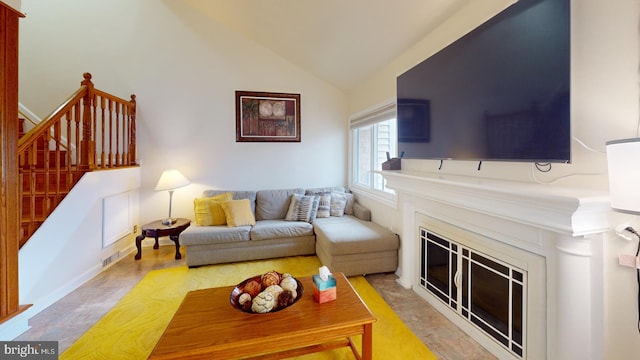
[
  {"x1": 606, "y1": 137, "x2": 640, "y2": 333},
  {"x1": 155, "y1": 169, "x2": 190, "y2": 225},
  {"x1": 606, "y1": 138, "x2": 640, "y2": 215}
]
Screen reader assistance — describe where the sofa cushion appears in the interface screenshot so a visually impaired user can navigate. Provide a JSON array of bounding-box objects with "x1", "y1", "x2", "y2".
[
  {"x1": 330, "y1": 191, "x2": 347, "y2": 217},
  {"x1": 313, "y1": 215, "x2": 399, "y2": 255},
  {"x1": 352, "y1": 202, "x2": 371, "y2": 221},
  {"x1": 255, "y1": 188, "x2": 304, "y2": 220},
  {"x1": 180, "y1": 225, "x2": 251, "y2": 245},
  {"x1": 250, "y1": 219, "x2": 314, "y2": 241},
  {"x1": 316, "y1": 193, "x2": 331, "y2": 218},
  {"x1": 221, "y1": 199, "x2": 256, "y2": 227},
  {"x1": 202, "y1": 190, "x2": 257, "y2": 214},
  {"x1": 343, "y1": 192, "x2": 355, "y2": 215},
  {"x1": 193, "y1": 192, "x2": 233, "y2": 226},
  {"x1": 285, "y1": 194, "x2": 319, "y2": 223}
]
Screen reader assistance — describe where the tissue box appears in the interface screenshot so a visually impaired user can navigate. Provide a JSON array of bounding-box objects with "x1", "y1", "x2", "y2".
[{"x1": 312, "y1": 274, "x2": 337, "y2": 303}]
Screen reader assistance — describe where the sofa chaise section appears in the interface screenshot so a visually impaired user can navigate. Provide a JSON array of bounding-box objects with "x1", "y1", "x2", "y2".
[{"x1": 314, "y1": 214, "x2": 399, "y2": 276}]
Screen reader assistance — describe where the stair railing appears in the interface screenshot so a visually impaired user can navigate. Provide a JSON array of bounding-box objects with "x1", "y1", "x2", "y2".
[
  {"x1": 17, "y1": 72, "x2": 137, "y2": 246},
  {"x1": 20, "y1": 102, "x2": 72, "y2": 154}
]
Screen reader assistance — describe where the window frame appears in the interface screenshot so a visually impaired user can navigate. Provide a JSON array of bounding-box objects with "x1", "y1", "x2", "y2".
[{"x1": 348, "y1": 98, "x2": 398, "y2": 208}]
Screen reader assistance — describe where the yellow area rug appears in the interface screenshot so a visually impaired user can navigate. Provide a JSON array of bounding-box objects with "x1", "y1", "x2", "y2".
[{"x1": 62, "y1": 255, "x2": 436, "y2": 359}]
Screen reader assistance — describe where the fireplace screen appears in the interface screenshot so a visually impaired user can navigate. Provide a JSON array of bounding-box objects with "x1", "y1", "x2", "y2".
[{"x1": 420, "y1": 228, "x2": 526, "y2": 357}]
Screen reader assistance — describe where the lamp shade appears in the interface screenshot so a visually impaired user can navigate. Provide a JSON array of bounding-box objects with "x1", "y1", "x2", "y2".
[
  {"x1": 154, "y1": 169, "x2": 190, "y2": 191},
  {"x1": 606, "y1": 138, "x2": 640, "y2": 215}
]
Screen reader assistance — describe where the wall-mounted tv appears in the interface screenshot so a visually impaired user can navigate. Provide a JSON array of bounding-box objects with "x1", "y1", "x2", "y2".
[{"x1": 397, "y1": 0, "x2": 570, "y2": 163}]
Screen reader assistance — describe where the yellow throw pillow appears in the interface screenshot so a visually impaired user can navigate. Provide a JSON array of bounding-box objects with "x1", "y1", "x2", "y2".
[
  {"x1": 220, "y1": 199, "x2": 256, "y2": 227},
  {"x1": 193, "y1": 192, "x2": 233, "y2": 226}
]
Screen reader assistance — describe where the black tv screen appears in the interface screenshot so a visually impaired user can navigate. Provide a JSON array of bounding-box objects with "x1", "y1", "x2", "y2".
[{"x1": 397, "y1": 0, "x2": 570, "y2": 163}]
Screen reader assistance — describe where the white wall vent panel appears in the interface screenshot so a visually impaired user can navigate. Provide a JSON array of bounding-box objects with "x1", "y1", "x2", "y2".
[{"x1": 102, "y1": 191, "x2": 132, "y2": 248}]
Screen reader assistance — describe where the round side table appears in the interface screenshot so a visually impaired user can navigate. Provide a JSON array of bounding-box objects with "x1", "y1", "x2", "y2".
[{"x1": 135, "y1": 218, "x2": 191, "y2": 260}]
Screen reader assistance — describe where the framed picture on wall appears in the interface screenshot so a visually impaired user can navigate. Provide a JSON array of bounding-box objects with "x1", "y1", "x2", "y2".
[{"x1": 235, "y1": 91, "x2": 301, "y2": 142}]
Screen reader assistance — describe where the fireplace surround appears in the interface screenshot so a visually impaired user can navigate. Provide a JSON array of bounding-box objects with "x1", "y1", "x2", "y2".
[
  {"x1": 381, "y1": 170, "x2": 610, "y2": 359},
  {"x1": 417, "y1": 214, "x2": 546, "y2": 359}
]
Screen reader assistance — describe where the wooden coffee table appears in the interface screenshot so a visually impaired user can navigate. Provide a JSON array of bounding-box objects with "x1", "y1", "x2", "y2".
[{"x1": 148, "y1": 272, "x2": 376, "y2": 359}]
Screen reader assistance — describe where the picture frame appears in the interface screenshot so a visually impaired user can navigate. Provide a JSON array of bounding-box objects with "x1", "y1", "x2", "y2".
[{"x1": 236, "y1": 91, "x2": 301, "y2": 142}]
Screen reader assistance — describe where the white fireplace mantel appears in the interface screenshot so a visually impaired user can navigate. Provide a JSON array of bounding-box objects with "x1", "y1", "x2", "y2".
[
  {"x1": 382, "y1": 170, "x2": 611, "y2": 236},
  {"x1": 380, "y1": 170, "x2": 612, "y2": 360}
]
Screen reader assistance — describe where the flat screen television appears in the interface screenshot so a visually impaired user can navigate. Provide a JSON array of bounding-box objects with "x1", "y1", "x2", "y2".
[{"x1": 396, "y1": 0, "x2": 570, "y2": 163}]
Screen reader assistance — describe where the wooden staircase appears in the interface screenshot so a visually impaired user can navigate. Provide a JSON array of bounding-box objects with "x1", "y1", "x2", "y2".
[
  {"x1": 17, "y1": 73, "x2": 137, "y2": 248},
  {"x1": 18, "y1": 118, "x2": 78, "y2": 242}
]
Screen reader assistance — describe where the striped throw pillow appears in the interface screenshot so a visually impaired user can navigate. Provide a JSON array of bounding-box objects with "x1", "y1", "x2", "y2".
[{"x1": 285, "y1": 194, "x2": 319, "y2": 223}]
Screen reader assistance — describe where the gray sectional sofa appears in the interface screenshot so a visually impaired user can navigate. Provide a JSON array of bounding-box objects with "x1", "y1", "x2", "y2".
[{"x1": 179, "y1": 187, "x2": 400, "y2": 276}]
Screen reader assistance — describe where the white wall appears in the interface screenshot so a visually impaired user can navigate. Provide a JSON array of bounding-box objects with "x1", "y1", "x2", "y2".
[
  {"x1": 3, "y1": 0, "x2": 21, "y2": 12},
  {"x1": 18, "y1": 0, "x2": 348, "y2": 226},
  {"x1": 348, "y1": 0, "x2": 640, "y2": 357}
]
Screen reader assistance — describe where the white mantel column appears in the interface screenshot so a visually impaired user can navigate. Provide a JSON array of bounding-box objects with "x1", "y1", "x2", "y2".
[
  {"x1": 396, "y1": 199, "x2": 418, "y2": 289},
  {"x1": 552, "y1": 234, "x2": 602, "y2": 360}
]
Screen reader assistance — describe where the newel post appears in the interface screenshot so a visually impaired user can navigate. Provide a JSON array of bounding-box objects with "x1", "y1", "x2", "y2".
[
  {"x1": 80, "y1": 72, "x2": 96, "y2": 170},
  {"x1": 129, "y1": 94, "x2": 136, "y2": 165},
  {"x1": 0, "y1": 2, "x2": 30, "y2": 327}
]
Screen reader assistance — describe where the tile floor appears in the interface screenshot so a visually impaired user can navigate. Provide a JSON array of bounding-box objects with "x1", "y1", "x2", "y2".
[{"x1": 14, "y1": 246, "x2": 495, "y2": 359}]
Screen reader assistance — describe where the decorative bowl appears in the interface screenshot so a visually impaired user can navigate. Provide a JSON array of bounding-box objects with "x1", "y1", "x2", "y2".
[{"x1": 229, "y1": 271, "x2": 304, "y2": 313}]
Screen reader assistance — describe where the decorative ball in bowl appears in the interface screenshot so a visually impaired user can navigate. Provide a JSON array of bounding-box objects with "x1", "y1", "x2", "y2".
[{"x1": 230, "y1": 271, "x2": 304, "y2": 314}]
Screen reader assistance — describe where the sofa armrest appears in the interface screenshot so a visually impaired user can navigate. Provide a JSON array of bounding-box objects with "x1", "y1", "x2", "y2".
[{"x1": 353, "y1": 202, "x2": 371, "y2": 221}]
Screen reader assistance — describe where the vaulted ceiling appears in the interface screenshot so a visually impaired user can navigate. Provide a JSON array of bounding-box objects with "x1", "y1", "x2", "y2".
[{"x1": 183, "y1": 0, "x2": 472, "y2": 91}]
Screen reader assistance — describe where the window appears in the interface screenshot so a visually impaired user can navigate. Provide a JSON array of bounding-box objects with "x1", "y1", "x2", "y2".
[{"x1": 350, "y1": 100, "x2": 397, "y2": 196}]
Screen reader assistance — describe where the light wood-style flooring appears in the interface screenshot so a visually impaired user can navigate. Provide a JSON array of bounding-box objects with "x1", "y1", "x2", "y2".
[{"x1": 14, "y1": 245, "x2": 495, "y2": 359}]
